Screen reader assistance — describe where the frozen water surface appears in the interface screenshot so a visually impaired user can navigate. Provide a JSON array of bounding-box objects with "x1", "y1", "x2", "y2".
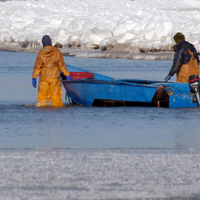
[
  {"x1": 0, "y1": 149, "x2": 200, "y2": 199},
  {"x1": 0, "y1": 51, "x2": 200, "y2": 199}
]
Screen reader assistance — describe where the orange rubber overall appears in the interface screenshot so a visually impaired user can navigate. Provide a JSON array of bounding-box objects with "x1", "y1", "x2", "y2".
[
  {"x1": 32, "y1": 46, "x2": 70, "y2": 106},
  {"x1": 176, "y1": 48, "x2": 199, "y2": 83}
]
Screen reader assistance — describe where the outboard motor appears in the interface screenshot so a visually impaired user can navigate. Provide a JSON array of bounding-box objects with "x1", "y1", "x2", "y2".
[{"x1": 188, "y1": 74, "x2": 200, "y2": 106}]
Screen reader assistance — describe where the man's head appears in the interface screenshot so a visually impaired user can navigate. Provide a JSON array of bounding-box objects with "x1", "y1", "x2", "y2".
[
  {"x1": 173, "y1": 32, "x2": 185, "y2": 43},
  {"x1": 42, "y1": 35, "x2": 52, "y2": 47}
]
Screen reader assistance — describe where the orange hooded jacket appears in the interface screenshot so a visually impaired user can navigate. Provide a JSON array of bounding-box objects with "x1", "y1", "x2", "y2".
[{"x1": 32, "y1": 46, "x2": 70, "y2": 80}]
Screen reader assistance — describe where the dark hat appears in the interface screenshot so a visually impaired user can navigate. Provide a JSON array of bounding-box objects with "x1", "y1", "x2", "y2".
[
  {"x1": 42, "y1": 35, "x2": 52, "y2": 47},
  {"x1": 173, "y1": 32, "x2": 185, "y2": 43}
]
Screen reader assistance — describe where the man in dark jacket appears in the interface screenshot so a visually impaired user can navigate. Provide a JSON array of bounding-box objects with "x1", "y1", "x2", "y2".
[{"x1": 165, "y1": 32, "x2": 199, "y2": 83}]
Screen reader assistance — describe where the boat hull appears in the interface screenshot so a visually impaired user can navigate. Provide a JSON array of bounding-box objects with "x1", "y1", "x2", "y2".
[
  {"x1": 62, "y1": 80, "x2": 159, "y2": 107},
  {"x1": 61, "y1": 65, "x2": 200, "y2": 108}
]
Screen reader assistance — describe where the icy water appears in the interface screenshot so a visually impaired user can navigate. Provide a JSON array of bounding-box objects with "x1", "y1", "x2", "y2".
[{"x1": 0, "y1": 51, "x2": 200, "y2": 199}]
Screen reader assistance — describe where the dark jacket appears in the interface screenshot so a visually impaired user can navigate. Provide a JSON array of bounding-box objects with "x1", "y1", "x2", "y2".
[{"x1": 168, "y1": 40, "x2": 199, "y2": 76}]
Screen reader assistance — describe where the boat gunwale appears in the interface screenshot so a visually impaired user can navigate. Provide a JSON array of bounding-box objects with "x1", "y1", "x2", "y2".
[{"x1": 61, "y1": 79, "x2": 176, "y2": 89}]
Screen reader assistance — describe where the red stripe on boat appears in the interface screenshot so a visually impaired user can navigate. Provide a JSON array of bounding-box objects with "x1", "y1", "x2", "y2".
[{"x1": 70, "y1": 72, "x2": 94, "y2": 80}]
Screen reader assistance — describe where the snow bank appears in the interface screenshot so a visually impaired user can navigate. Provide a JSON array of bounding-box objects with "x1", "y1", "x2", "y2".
[{"x1": 1, "y1": 0, "x2": 200, "y2": 53}]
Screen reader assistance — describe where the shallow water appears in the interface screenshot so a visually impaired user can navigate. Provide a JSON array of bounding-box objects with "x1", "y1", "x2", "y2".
[{"x1": 0, "y1": 51, "x2": 200, "y2": 199}]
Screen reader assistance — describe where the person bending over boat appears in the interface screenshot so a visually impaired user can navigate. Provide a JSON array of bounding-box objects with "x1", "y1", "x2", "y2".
[
  {"x1": 32, "y1": 35, "x2": 72, "y2": 107},
  {"x1": 165, "y1": 32, "x2": 199, "y2": 83}
]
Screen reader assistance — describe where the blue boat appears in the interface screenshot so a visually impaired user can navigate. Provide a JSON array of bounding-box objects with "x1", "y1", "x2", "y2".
[{"x1": 61, "y1": 65, "x2": 200, "y2": 108}]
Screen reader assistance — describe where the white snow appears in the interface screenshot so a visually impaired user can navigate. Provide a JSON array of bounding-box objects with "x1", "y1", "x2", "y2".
[
  {"x1": 0, "y1": 148, "x2": 200, "y2": 199},
  {"x1": 1, "y1": 0, "x2": 200, "y2": 53}
]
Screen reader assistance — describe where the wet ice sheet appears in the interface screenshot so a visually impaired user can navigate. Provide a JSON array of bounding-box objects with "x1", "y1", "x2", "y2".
[
  {"x1": 0, "y1": 148, "x2": 200, "y2": 199},
  {"x1": 1, "y1": 51, "x2": 200, "y2": 150}
]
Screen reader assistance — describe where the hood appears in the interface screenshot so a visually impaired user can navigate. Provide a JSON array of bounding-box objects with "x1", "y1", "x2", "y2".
[{"x1": 40, "y1": 46, "x2": 57, "y2": 57}]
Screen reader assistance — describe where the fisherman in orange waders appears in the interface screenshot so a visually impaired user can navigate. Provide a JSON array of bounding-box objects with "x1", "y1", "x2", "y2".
[
  {"x1": 165, "y1": 32, "x2": 199, "y2": 83},
  {"x1": 32, "y1": 35, "x2": 72, "y2": 107}
]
